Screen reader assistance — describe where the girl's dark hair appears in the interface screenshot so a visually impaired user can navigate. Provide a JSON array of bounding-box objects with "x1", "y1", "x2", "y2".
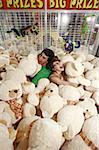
[
  {"x1": 40, "y1": 48, "x2": 55, "y2": 69},
  {"x1": 50, "y1": 56, "x2": 60, "y2": 69}
]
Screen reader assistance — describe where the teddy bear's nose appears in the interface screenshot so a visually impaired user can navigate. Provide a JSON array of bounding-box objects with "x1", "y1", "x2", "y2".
[
  {"x1": 2, "y1": 68, "x2": 6, "y2": 72},
  {"x1": 79, "y1": 99, "x2": 84, "y2": 101},
  {"x1": 14, "y1": 90, "x2": 18, "y2": 93}
]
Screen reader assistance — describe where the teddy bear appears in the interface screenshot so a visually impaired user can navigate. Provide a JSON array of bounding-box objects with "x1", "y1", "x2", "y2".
[
  {"x1": 61, "y1": 53, "x2": 74, "y2": 64},
  {"x1": 67, "y1": 76, "x2": 91, "y2": 87},
  {"x1": 0, "y1": 80, "x2": 21, "y2": 99},
  {"x1": 40, "y1": 83, "x2": 64, "y2": 118},
  {"x1": 0, "y1": 79, "x2": 22, "y2": 101},
  {"x1": 0, "y1": 123, "x2": 14, "y2": 150},
  {"x1": 18, "y1": 53, "x2": 41, "y2": 77},
  {"x1": 84, "y1": 67, "x2": 99, "y2": 93},
  {"x1": 85, "y1": 67, "x2": 99, "y2": 81},
  {"x1": 65, "y1": 60, "x2": 84, "y2": 77},
  {"x1": 61, "y1": 111, "x2": 99, "y2": 150},
  {"x1": 0, "y1": 79, "x2": 24, "y2": 123},
  {"x1": 81, "y1": 115, "x2": 99, "y2": 149},
  {"x1": 61, "y1": 135, "x2": 91, "y2": 150},
  {"x1": 76, "y1": 98, "x2": 98, "y2": 119},
  {"x1": 70, "y1": 50, "x2": 87, "y2": 63},
  {"x1": 59, "y1": 85, "x2": 85, "y2": 104},
  {"x1": 0, "y1": 101, "x2": 17, "y2": 149},
  {"x1": 22, "y1": 81, "x2": 40, "y2": 107},
  {"x1": 5, "y1": 68, "x2": 27, "y2": 84},
  {"x1": 34, "y1": 78, "x2": 50, "y2": 95},
  {"x1": 28, "y1": 118, "x2": 64, "y2": 150},
  {"x1": 14, "y1": 116, "x2": 40, "y2": 150},
  {"x1": 57, "y1": 105, "x2": 84, "y2": 140}
]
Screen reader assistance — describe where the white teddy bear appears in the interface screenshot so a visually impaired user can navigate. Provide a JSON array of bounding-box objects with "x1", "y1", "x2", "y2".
[
  {"x1": 67, "y1": 76, "x2": 91, "y2": 87},
  {"x1": 85, "y1": 67, "x2": 99, "y2": 80},
  {"x1": 18, "y1": 54, "x2": 41, "y2": 77},
  {"x1": 61, "y1": 135, "x2": 91, "y2": 150},
  {"x1": 14, "y1": 116, "x2": 40, "y2": 150},
  {"x1": 0, "y1": 80, "x2": 22, "y2": 101},
  {"x1": 76, "y1": 98, "x2": 98, "y2": 119},
  {"x1": 59, "y1": 85, "x2": 85, "y2": 104},
  {"x1": 28, "y1": 118, "x2": 64, "y2": 150},
  {"x1": 82, "y1": 115, "x2": 99, "y2": 149},
  {"x1": 34, "y1": 78, "x2": 50, "y2": 95},
  {"x1": 40, "y1": 83, "x2": 64, "y2": 118},
  {"x1": 61, "y1": 54, "x2": 74, "y2": 64},
  {"x1": 65, "y1": 61, "x2": 84, "y2": 77},
  {"x1": 57, "y1": 105, "x2": 84, "y2": 140},
  {"x1": 22, "y1": 81, "x2": 40, "y2": 106},
  {"x1": 5, "y1": 68, "x2": 27, "y2": 84},
  {"x1": 0, "y1": 123, "x2": 14, "y2": 150},
  {"x1": 71, "y1": 50, "x2": 87, "y2": 63}
]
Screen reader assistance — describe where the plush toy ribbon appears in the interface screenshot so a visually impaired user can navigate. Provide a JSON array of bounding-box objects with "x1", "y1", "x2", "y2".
[
  {"x1": 80, "y1": 131, "x2": 98, "y2": 150},
  {"x1": 7, "y1": 100, "x2": 23, "y2": 121}
]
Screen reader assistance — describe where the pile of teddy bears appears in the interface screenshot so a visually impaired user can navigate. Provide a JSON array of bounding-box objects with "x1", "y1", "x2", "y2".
[{"x1": 0, "y1": 45, "x2": 99, "y2": 150}]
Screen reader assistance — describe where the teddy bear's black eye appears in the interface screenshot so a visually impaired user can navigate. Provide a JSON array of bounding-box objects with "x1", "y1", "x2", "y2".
[
  {"x1": 83, "y1": 112, "x2": 86, "y2": 116},
  {"x1": 86, "y1": 109, "x2": 88, "y2": 111},
  {"x1": 3, "y1": 68, "x2": 6, "y2": 71},
  {"x1": 50, "y1": 90, "x2": 53, "y2": 92}
]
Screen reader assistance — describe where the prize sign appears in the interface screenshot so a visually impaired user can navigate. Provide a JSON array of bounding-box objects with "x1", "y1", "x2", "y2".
[
  {"x1": 0, "y1": 0, "x2": 45, "y2": 9},
  {"x1": 47, "y1": 0, "x2": 99, "y2": 10},
  {"x1": 0, "y1": 0, "x2": 99, "y2": 9}
]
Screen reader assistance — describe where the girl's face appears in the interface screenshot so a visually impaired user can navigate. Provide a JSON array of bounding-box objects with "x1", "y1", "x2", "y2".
[
  {"x1": 53, "y1": 61, "x2": 64, "y2": 72},
  {"x1": 38, "y1": 52, "x2": 48, "y2": 66}
]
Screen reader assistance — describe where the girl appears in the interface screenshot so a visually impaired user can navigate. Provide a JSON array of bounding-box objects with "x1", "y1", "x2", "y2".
[{"x1": 49, "y1": 56, "x2": 69, "y2": 86}]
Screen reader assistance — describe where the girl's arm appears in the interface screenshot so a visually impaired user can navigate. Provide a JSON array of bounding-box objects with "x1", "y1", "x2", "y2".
[{"x1": 50, "y1": 76, "x2": 69, "y2": 86}]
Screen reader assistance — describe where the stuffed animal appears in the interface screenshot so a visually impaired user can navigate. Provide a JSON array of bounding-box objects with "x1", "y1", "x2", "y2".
[
  {"x1": 40, "y1": 83, "x2": 64, "y2": 118},
  {"x1": 65, "y1": 61, "x2": 84, "y2": 77},
  {"x1": 0, "y1": 80, "x2": 22, "y2": 101},
  {"x1": 57, "y1": 105, "x2": 84, "y2": 140},
  {"x1": 82, "y1": 115, "x2": 99, "y2": 149},
  {"x1": 59, "y1": 85, "x2": 85, "y2": 104},
  {"x1": 28, "y1": 118, "x2": 63, "y2": 150},
  {"x1": 0, "y1": 123, "x2": 14, "y2": 150},
  {"x1": 5, "y1": 68, "x2": 27, "y2": 84},
  {"x1": 14, "y1": 116, "x2": 39, "y2": 150},
  {"x1": 77, "y1": 98, "x2": 98, "y2": 119},
  {"x1": 61, "y1": 135, "x2": 91, "y2": 150},
  {"x1": 7, "y1": 22, "x2": 39, "y2": 38},
  {"x1": 18, "y1": 54, "x2": 41, "y2": 77},
  {"x1": 22, "y1": 81, "x2": 40, "y2": 106}
]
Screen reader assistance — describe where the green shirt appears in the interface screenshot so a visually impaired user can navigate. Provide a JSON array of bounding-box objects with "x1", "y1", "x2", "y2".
[{"x1": 32, "y1": 66, "x2": 52, "y2": 86}]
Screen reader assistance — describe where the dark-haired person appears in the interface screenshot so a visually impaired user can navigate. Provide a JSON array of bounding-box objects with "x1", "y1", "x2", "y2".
[
  {"x1": 49, "y1": 56, "x2": 70, "y2": 86},
  {"x1": 32, "y1": 48, "x2": 54, "y2": 86}
]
